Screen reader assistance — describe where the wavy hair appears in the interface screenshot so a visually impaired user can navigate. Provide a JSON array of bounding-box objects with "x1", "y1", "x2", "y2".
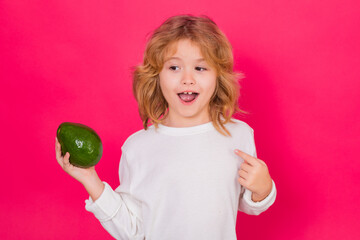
[{"x1": 131, "y1": 14, "x2": 248, "y2": 136}]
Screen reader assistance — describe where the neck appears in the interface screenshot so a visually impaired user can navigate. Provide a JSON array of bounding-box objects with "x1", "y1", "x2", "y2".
[{"x1": 161, "y1": 115, "x2": 211, "y2": 128}]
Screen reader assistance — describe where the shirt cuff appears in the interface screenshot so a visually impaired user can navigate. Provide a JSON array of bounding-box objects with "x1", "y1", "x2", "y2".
[
  {"x1": 85, "y1": 181, "x2": 122, "y2": 222},
  {"x1": 243, "y1": 179, "x2": 277, "y2": 209}
]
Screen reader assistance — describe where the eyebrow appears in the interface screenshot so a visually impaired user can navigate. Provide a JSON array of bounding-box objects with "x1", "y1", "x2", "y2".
[{"x1": 165, "y1": 57, "x2": 205, "y2": 62}]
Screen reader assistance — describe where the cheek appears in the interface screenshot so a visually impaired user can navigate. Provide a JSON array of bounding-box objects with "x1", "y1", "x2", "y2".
[
  {"x1": 203, "y1": 76, "x2": 217, "y2": 98},
  {"x1": 159, "y1": 74, "x2": 175, "y2": 100}
]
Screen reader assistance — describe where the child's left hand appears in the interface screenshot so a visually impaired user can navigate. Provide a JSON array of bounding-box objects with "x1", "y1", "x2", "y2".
[{"x1": 234, "y1": 149, "x2": 273, "y2": 202}]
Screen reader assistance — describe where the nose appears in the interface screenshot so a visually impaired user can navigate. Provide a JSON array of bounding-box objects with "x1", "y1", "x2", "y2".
[{"x1": 181, "y1": 70, "x2": 196, "y2": 86}]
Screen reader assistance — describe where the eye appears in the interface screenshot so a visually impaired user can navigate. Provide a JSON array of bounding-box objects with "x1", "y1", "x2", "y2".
[
  {"x1": 169, "y1": 66, "x2": 180, "y2": 71},
  {"x1": 195, "y1": 67, "x2": 207, "y2": 72}
]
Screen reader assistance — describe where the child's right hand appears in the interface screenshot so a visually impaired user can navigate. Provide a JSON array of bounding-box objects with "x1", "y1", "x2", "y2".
[{"x1": 55, "y1": 137, "x2": 97, "y2": 185}]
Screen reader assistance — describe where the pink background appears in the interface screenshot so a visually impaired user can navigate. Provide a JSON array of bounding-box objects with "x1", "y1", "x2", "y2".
[{"x1": 1, "y1": 0, "x2": 359, "y2": 239}]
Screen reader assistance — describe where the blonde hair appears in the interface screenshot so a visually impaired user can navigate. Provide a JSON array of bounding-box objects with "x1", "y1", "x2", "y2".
[{"x1": 132, "y1": 14, "x2": 248, "y2": 136}]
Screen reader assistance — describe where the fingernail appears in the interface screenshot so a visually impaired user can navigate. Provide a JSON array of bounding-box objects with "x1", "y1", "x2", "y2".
[{"x1": 234, "y1": 149, "x2": 239, "y2": 153}]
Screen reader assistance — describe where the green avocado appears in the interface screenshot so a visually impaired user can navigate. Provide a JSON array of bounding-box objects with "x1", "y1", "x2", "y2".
[{"x1": 56, "y1": 122, "x2": 103, "y2": 168}]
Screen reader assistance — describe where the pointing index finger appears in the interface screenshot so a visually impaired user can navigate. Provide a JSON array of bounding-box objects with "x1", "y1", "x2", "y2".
[{"x1": 234, "y1": 149, "x2": 257, "y2": 165}]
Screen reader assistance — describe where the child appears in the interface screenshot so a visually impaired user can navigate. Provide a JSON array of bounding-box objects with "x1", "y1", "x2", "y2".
[{"x1": 55, "y1": 14, "x2": 276, "y2": 240}]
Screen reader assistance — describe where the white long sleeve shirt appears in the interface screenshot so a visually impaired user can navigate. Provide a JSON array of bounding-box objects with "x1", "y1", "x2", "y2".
[{"x1": 85, "y1": 118, "x2": 277, "y2": 239}]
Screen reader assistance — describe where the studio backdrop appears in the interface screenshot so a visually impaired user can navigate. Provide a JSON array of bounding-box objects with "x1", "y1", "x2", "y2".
[{"x1": 1, "y1": 0, "x2": 359, "y2": 239}]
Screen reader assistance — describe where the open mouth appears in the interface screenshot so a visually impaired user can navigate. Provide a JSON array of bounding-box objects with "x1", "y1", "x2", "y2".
[{"x1": 177, "y1": 92, "x2": 199, "y2": 103}]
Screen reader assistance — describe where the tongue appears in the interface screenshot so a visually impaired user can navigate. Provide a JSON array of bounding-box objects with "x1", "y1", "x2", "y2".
[{"x1": 179, "y1": 94, "x2": 196, "y2": 102}]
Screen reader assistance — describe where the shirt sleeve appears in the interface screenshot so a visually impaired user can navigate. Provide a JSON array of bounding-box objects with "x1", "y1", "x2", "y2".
[
  {"x1": 238, "y1": 127, "x2": 277, "y2": 215},
  {"x1": 84, "y1": 152, "x2": 145, "y2": 240}
]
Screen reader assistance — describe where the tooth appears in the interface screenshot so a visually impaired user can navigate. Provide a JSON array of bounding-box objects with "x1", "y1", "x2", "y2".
[{"x1": 189, "y1": 92, "x2": 192, "y2": 94}]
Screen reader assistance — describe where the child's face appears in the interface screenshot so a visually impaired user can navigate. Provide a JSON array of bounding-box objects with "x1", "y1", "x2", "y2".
[{"x1": 159, "y1": 39, "x2": 217, "y2": 126}]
